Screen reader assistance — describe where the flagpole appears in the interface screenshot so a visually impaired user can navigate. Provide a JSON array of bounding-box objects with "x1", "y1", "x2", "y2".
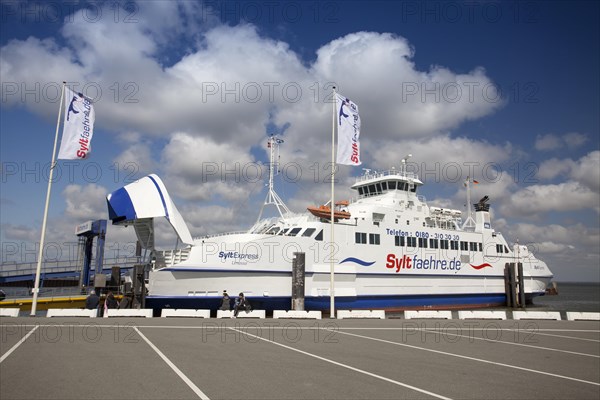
[
  {"x1": 30, "y1": 81, "x2": 66, "y2": 316},
  {"x1": 330, "y1": 86, "x2": 336, "y2": 318}
]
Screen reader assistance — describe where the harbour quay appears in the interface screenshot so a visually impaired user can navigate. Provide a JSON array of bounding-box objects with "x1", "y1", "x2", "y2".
[{"x1": 1, "y1": 317, "x2": 599, "y2": 400}]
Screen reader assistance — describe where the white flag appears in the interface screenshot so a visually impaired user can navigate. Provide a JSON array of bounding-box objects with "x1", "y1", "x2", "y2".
[
  {"x1": 335, "y1": 93, "x2": 361, "y2": 165},
  {"x1": 57, "y1": 87, "x2": 95, "y2": 159}
]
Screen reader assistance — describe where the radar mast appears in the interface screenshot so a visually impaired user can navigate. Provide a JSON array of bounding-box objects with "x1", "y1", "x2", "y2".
[{"x1": 255, "y1": 135, "x2": 291, "y2": 223}]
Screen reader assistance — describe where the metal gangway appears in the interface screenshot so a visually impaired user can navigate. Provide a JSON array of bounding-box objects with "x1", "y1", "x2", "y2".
[{"x1": 0, "y1": 256, "x2": 142, "y2": 284}]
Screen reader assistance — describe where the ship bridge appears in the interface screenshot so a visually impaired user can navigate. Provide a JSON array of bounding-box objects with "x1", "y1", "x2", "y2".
[{"x1": 350, "y1": 168, "x2": 423, "y2": 198}]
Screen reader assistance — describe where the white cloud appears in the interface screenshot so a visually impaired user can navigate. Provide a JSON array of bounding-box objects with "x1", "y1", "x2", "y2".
[
  {"x1": 535, "y1": 132, "x2": 588, "y2": 152},
  {"x1": 537, "y1": 151, "x2": 600, "y2": 192},
  {"x1": 63, "y1": 183, "x2": 108, "y2": 220},
  {"x1": 500, "y1": 181, "x2": 599, "y2": 217},
  {"x1": 1, "y1": 224, "x2": 40, "y2": 241},
  {"x1": 2, "y1": 11, "x2": 502, "y2": 167},
  {"x1": 570, "y1": 151, "x2": 600, "y2": 192},
  {"x1": 563, "y1": 132, "x2": 589, "y2": 148},
  {"x1": 113, "y1": 141, "x2": 156, "y2": 176},
  {"x1": 534, "y1": 134, "x2": 562, "y2": 151},
  {"x1": 160, "y1": 133, "x2": 259, "y2": 202},
  {"x1": 537, "y1": 158, "x2": 575, "y2": 180}
]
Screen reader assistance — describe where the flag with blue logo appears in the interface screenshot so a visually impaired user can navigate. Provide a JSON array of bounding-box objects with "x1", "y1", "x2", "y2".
[
  {"x1": 336, "y1": 93, "x2": 361, "y2": 166},
  {"x1": 57, "y1": 87, "x2": 95, "y2": 159}
]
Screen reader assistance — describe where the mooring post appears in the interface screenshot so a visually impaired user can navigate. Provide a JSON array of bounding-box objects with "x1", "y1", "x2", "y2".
[
  {"x1": 517, "y1": 262, "x2": 525, "y2": 308},
  {"x1": 504, "y1": 264, "x2": 510, "y2": 307},
  {"x1": 292, "y1": 252, "x2": 305, "y2": 311},
  {"x1": 504, "y1": 263, "x2": 516, "y2": 308}
]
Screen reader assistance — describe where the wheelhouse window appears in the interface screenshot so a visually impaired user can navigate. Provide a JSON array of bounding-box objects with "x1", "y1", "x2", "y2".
[
  {"x1": 355, "y1": 232, "x2": 367, "y2": 244},
  {"x1": 440, "y1": 239, "x2": 449, "y2": 249},
  {"x1": 388, "y1": 181, "x2": 396, "y2": 190},
  {"x1": 469, "y1": 242, "x2": 477, "y2": 251},
  {"x1": 302, "y1": 228, "x2": 316, "y2": 237},
  {"x1": 315, "y1": 230, "x2": 323, "y2": 241},
  {"x1": 429, "y1": 239, "x2": 439, "y2": 249},
  {"x1": 418, "y1": 238, "x2": 428, "y2": 248},
  {"x1": 266, "y1": 226, "x2": 280, "y2": 235},
  {"x1": 496, "y1": 244, "x2": 503, "y2": 253},
  {"x1": 450, "y1": 241, "x2": 459, "y2": 250},
  {"x1": 407, "y1": 237, "x2": 417, "y2": 247},
  {"x1": 460, "y1": 241, "x2": 468, "y2": 251},
  {"x1": 287, "y1": 228, "x2": 301, "y2": 236}
]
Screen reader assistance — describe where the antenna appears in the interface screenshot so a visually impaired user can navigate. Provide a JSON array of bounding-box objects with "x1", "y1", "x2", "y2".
[
  {"x1": 401, "y1": 154, "x2": 412, "y2": 175},
  {"x1": 256, "y1": 135, "x2": 291, "y2": 223}
]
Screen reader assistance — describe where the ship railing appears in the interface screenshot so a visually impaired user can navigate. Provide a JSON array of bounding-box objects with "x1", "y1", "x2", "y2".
[
  {"x1": 355, "y1": 169, "x2": 418, "y2": 183},
  {"x1": 194, "y1": 231, "x2": 249, "y2": 240},
  {"x1": 0, "y1": 257, "x2": 142, "y2": 278},
  {"x1": 156, "y1": 248, "x2": 191, "y2": 267}
]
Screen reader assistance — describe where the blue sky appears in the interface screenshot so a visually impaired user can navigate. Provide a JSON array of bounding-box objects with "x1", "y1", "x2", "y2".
[{"x1": 1, "y1": 0, "x2": 598, "y2": 281}]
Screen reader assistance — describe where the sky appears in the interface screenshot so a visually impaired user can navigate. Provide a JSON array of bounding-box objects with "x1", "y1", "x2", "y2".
[{"x1": 0, "y1": 0, "x2": 598, "y2": 282}]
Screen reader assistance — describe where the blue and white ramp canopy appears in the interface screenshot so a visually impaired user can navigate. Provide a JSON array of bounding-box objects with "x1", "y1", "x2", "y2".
[{"x1": 106, "y1": 174, "x2": 193, "y2": 245}]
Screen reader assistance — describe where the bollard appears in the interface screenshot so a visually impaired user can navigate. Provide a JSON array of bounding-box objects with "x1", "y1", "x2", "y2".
[
  {"x1": 517, "y1": 262, "x2": 525, "y2": 308},
  {"x1": 292, "y1": 252, "x2": 305, "y2": 311}
]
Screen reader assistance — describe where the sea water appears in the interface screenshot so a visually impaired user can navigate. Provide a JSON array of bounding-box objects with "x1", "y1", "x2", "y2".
[{"x1": 530, "y1": 282, "x2": 600, "y2": 312}]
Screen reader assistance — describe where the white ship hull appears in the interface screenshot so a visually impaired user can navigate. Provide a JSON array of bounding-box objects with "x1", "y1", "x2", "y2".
[
  {"x1": 146, "y1": 220, "x2": 552, "y2": 311},
  {"x1": 107, "y1": 161, "x2": 554, "y2": 313}
]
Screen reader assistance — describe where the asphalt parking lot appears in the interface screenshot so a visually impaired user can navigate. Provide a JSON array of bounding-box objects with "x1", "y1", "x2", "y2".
[{"x1": 1, "y1": 318, "x2": 599, "y2": 400}]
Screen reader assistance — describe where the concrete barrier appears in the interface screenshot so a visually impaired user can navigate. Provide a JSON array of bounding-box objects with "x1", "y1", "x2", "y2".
[
  {"x1": 217, "y1": 310, "x2": 266, "y2": 318},
  {"x1": 161, "y1": 309, "x2": 211, "y2": 318},
  {"x1": 566, "y1": 312, "x2": 600, "y2": 321},
  {"x1": 404, "y1": 310, "x2": 452, "y2": 320},
  {"x1": 512, "y1": 311, "x2": 561, "y2": 320},
  {"x1": 0, "y1": 308, "x2": 20, "y2": 317},
  {"x1": 458, "y1": 310, "x2": 507, "y2": 320},
  {"x1": 337, "y1": 310, "x2": 385, "y2": 319},
  {"x1": 273, "y1": 310, "x2": 322, "y2": 319},
  {"x1": 47, "y1": 309, "x2": 97, "y2": 318},
  {"x1": 105, "y1": 309, "x2": 153, "y2": 318}
]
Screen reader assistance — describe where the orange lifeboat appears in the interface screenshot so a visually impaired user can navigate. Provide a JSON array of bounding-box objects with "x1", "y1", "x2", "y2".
[{"x1": 307, "y1": 202, "x2": 351, "y2": 221}]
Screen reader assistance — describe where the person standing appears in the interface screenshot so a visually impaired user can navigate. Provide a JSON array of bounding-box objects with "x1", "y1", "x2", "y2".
[{"x1": 220, "y1": 290, "x2": 231, "y2": 311}]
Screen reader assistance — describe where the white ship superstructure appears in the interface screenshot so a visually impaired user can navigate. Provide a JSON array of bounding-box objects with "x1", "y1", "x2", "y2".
[{"x1": 106, "y1": 142, "x2": 553, "y2": 311}]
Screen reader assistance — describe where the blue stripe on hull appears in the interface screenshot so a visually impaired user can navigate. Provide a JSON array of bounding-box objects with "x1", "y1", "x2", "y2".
[{"x1": 146, "y1": 292, "x2": 541, "y2": 312}]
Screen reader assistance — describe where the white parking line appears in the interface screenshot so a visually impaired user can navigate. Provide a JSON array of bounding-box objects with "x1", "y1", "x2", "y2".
[
  {"x1": 133, "y1": 327, "x2": 210, "y2": 400},
  {"x1": 0, "y1": 326, "x2": 39, "y2": 364},
  {"x1": 417, "y1": 327, "x2": 600, "y2": 358},
  {"x1": 227, "y1": 327, "x2": 452, "y2": 400},
  {"x1": 504, "y1": 329, "x2": 600, "y2": 343},
  {"x1": 332, "y1": 329, "x2": 600, "y2": 386}
]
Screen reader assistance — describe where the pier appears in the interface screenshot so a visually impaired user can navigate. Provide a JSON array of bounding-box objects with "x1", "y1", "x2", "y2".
[{"x1": 1, "y1": 317, "x2": 598, "y2": 399}]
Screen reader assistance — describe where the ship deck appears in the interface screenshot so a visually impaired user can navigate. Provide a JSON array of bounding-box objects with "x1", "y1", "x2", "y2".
[{"x1": 1, "y1": 317, "x2": 599, "y2": 400}]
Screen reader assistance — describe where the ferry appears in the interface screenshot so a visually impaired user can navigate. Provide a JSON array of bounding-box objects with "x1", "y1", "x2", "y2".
[{"x1": 106, "y1": 137, "x2": 553, "y2": 312}]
